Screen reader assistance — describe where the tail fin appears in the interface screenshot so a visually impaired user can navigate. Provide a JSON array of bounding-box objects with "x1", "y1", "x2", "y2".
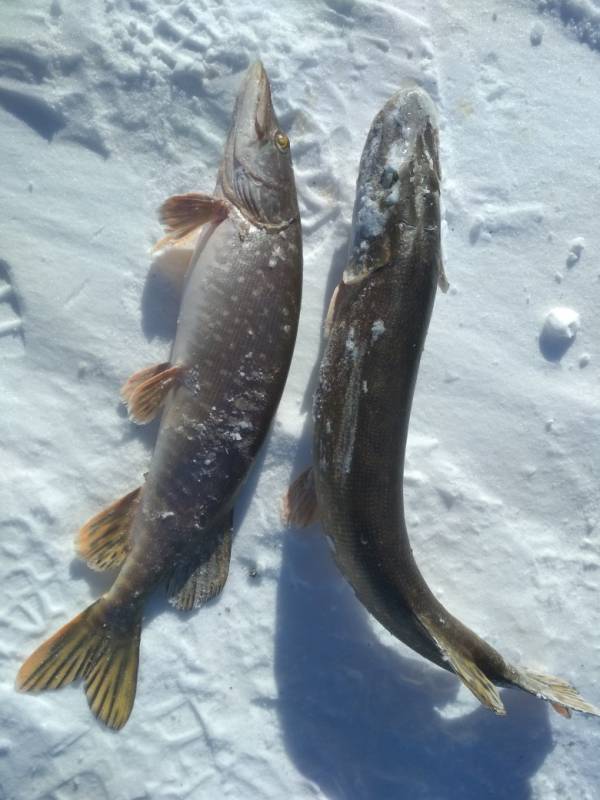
[
  {"x1": 422, "y1": 614, "x2": 600, "y2": 718},
  {"x1": 513, "y1": 668, "x2": 600, "y2": 718},
  {"x1": 16, "y1": 597, "x2": 142, "y2": 730}
]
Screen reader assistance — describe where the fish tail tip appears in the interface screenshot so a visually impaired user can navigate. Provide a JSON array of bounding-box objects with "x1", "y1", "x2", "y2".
[
  {"x1": 515, "y1": 668, "x2": 600, "y2": 718},
  {"x1": 16, "y1": 602, "x2": 99, "y2": 694},
  {"x1": 17, "y1": 598, "x2": 142, "y2": 730}
]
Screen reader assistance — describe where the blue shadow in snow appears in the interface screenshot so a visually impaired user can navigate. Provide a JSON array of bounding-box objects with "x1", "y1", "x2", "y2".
[{"x1": 275, "y1": 527, "x2": 554, "y2": 800}]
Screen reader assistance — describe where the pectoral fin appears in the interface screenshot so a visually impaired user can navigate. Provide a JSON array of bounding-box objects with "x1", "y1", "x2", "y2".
[
  {"x1": 149, "y1": 233, "x2": 200, "y2": 292},
  {"x1": 324, "y1": 285, "x2": 341, "y2": 337},
  {"x1": 120, "y1": 362, "x2": 186, "y2": 424},
  {"x1": 281, "y1": 467, "x2": 319, "y2": 528},
  {"x1": 167, "y1": 510, "x2": 233, "y2": 611},
  {"x1": 153, "y1": 193, "x2": 229, "y2": 252},
  {"x1": 76, "y1": 487, "x2": 141, "y2": 571}
]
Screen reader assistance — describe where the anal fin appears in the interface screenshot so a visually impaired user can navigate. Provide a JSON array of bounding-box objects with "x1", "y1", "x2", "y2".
[
  {"x1": 281, "y1": 466, "x2": 319, "y2": 528},
  {"x1": 167, "y1": 510, "x2": 233, "y2": 611},
  {"x1": 153, "y1": 192, "x2": 229, "y2": 252},
  {"x1": 76, "y1": 487, "x2": 141, "y2": 571},
  {"x1": 121, "y1": 363, "x2": 186, "y2": 424}
]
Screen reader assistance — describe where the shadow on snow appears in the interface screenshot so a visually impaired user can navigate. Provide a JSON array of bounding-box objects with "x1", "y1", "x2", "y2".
[{"x1": 274, "y1": 525, "x2": 553, "y2": 800}]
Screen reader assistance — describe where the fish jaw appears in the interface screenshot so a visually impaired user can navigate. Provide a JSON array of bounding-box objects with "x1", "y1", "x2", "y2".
[
  {"x1": 219, "y1": 61, "x2": 299, "y2": 229},
  {"x1": 345, "y1": 83, "x2": 441, "y2": 282}
]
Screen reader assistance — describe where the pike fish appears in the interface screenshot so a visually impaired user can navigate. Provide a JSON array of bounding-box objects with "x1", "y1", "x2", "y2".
[
  {"x1": 17, "y1": 61, "x2": 302, "y2": 729},
  {"x1": 284, "y1": 84, "x2": 599, "y2": 718}
]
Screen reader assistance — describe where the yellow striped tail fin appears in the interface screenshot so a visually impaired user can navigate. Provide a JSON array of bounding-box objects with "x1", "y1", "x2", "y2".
[{"x1": 16, "y1": 598, "x2": 142, "y2": 730}]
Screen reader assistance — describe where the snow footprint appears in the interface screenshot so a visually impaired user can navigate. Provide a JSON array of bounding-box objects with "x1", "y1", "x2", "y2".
[{"x1": 0, "y1": 259, "x2": 25, "y2": 356}]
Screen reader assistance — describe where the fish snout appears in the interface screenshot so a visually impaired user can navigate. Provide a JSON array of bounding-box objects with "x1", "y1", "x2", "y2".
[
  {"x1": 231, "y1": 60, "x2": 274, "y2": 147},
  {"x1": 346, "y1": 85, "x2": 441, "y2": 278},
  {"x1": 361, "y1": 85, "x2": 440, "y2": 195},
  {"x1": 220, "y1": 61, "x2": 299, "y2": 228}
]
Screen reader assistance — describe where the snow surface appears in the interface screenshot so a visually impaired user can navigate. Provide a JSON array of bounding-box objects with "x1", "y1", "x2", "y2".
[{"x1": 2, "y1": 1, "x2": 600, "y2": 798}]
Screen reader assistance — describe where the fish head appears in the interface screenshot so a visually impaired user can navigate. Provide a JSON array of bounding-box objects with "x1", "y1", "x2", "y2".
[
  {"x1": 345, "y1": 84, "x2": 441, "y2": 281},
  {"x1": 219, "y1": 61, "x2": 298, "y2": 229}
]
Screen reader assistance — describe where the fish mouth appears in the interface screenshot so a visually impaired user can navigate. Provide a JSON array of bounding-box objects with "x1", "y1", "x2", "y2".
[
  {"x1": 232, "y1": 61, "x2": 274, "y2": 146},
  {"x1": 345, "y1": 84, "x2": 441, "y2": 280},
  {"x1": 219, "y1": 61, "x2": 281, "y2": 222},
  {"x1": 365, "y1": 83, "x2": 440, "y2": 184}
]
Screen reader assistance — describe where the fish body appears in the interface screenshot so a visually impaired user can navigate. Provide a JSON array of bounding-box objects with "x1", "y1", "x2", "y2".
[
  {"x1": 17, "y1": 62, "x2": 302, "y2": 729},
  {"x1": 118, "y1": 201, "x2": 301, "y2": 604},
  {"x1": 286, "y1": 85, "x2": 599, "y2": 718}
]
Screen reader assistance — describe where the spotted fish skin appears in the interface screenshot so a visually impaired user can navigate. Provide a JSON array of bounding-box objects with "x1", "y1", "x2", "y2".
[
  {"x1": 16, "y1": 61, "x2": 302, "y2": 729},
  {"x1": 119, "y1": 185, "x2": 302, "y2": 603}
]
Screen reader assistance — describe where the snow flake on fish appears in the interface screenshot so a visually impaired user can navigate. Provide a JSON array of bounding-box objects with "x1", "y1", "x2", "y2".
[
  {"x1": 387, "y1": 130, "x2": 413, "y2": 167},
  {"x1": 371, "y1": 319, "x2": 385, "y2": 342},
  {"x1": 356, "y1": 192, "x2": 386, "y2": 238},
  {"x1": 345, "y1": 326, "x2": 359, "y2": 360},
  {"x1": 268, "y1": 244, "x2": 284, "y2": 268}
]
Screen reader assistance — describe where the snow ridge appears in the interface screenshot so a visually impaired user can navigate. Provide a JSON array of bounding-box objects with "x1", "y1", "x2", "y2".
[{"x1": 538, "y1": 0, "x2": 600, "y2": 49}]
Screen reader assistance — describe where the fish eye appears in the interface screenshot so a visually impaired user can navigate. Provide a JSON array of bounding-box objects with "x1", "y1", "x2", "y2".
[{"x1": 274, "y1": 131, "x2": 290, "y2": 151}]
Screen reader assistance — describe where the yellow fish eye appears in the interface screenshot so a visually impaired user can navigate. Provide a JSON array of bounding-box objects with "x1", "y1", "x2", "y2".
[{"x1": 275, "y1": 131, "x2": 289, "y2": 151}]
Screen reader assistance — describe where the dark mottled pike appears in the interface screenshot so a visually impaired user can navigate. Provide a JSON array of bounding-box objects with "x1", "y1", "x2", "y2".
[
  {"x1": 285, "y1": 84, "x2": 599, "y2": 719},
  {"x1": 17, "y1": 61, "x2": 302, "y2": 729}
]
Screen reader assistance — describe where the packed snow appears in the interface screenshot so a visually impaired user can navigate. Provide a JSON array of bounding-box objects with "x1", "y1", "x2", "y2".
[{"x1": 1, "y1": 1, "x2": 600, "y2": 799}]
